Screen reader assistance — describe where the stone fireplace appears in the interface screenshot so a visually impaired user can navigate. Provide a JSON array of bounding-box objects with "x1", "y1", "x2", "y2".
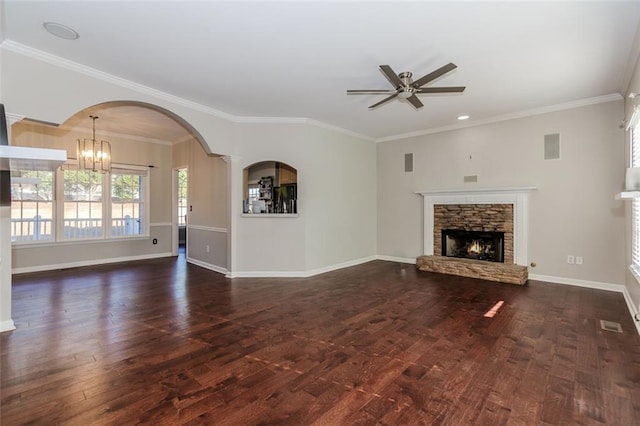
[
  {"x1": 435, "y1": 203, "x2": 514, "y2": 264},
  {"x1": 416, "y1": 187, "x2": 535, "y2": 285}
]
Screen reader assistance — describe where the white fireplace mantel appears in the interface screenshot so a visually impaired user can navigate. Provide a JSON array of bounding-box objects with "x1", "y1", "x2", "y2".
[{"x1": 417, "y1": 186, "x2": 537, "y2": 266}]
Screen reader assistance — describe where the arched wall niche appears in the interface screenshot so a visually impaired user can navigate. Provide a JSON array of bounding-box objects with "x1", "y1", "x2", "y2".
[{"x1": 242, "y1": 160, "x2": 297, "y2": 214}]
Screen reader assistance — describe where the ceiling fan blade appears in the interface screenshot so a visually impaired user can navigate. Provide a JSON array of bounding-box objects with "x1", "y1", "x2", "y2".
[
  {"x1": 347, "y1": 89, "x2": 398, "y2": 94},
  {"x1": 369, "y1": 93, "x2": 399, "y2": 109},
  {"x1": 379, "y1": 65, "x2": 404, "y2": 88},
  {"x1": 416, "y1": 86, "x2": 466, "y2": 94},
  {"x1": 406, "y1": 95, "x2": 424, "y2": 109},
  {"x1": 412, "y1": 63, "x2": 457, "y2": 88}
]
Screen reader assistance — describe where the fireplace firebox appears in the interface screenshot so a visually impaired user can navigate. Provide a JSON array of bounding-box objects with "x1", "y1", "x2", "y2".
[{"x1": 441, "y1": 229, "x2": 505, "y2": 263}]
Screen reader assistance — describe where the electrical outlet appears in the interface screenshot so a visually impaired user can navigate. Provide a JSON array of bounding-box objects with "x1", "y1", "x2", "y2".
[
  {"x1": 206, "y1": 245, "x2": 210, "y2": 253},
  {"x1": 576, "y1": 256, "x2": 583, "y2": 265},
  {"x1": 567, "y1": 255, "x2": 575, "y2": 264}
]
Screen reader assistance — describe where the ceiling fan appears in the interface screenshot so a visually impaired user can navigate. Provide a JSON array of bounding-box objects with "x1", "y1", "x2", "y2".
[{"x1": 347, "y1": 63, "x2": 465, "y2": 109}]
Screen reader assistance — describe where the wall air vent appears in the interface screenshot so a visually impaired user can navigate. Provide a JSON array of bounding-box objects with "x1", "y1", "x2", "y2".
[
  {"x1": 404, "y1": 153, "x2": 413, "y2": 173},
  {"x1": 544, "y1": 133, "x2": 560, "y2": 160}
]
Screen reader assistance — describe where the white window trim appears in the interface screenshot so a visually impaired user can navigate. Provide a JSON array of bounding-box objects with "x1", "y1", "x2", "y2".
[
  {"x1": 10, "y1": 170, "x2": 56, "y2": 243},
  {"x1": 629, "y1": 107, "x2": 640, "y2": 284},
  {"x1": 109, "y1": 165, "x2": 150, "y2": 238},
  {"x1": 59, "y1": 167, "x2": 106, "y2": 241},
  {"x1": 11, "y1": 162, "x2": 151, "y2": 245}
]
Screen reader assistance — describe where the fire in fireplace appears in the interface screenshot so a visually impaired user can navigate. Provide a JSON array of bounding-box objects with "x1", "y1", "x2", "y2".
[{"x1": 441, "y1": 229, "x2": 505, "y2": 263}]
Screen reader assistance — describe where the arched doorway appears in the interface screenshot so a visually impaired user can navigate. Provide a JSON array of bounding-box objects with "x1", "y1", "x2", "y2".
[{"x1": 9, "y1": 101, "x2": 229, "y2": 274}]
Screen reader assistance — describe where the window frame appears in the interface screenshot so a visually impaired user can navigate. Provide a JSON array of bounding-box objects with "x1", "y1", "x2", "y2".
[
  {"x1": 9, "y1": 170, "x2": 55, "y2": 243},
  {"x1": 109, "y1": 166, "x2": 149, "y2": 238},
  {"x1": 60, "y1": 167, "x2": 105, "y2": 241},
  {"x1": 629, "y1": 108, "x2": 640, "y2": 281},
  {"x1": 10, "y1": 162, "x2": 150, "y2": 246}
]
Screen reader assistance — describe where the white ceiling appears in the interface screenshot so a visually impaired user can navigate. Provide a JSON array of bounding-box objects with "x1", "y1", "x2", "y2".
[{"x1": 4, "y1": 1, "x2": 640, "y2": 142}]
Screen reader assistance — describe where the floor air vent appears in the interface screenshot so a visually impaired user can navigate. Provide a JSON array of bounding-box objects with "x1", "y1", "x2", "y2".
[{"x1": 600, "y1": 320, "x2": 623, "y2": 333}]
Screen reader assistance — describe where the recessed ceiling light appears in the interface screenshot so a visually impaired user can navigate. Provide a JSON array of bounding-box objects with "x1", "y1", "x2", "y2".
[
  {"x1": 457, "y1": 115, "x2": 470, "y2": 120},
  {"x1": 43, "y1": 22, "x2": 79, "y2": 40}
]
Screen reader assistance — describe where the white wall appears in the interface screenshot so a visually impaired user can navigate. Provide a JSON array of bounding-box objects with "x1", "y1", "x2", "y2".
[
  {"x1": 378, "y1": 100, "x2": 626, "y2": 286},
  {"x1": 303, "y1": 125, "x2": 377, "y2": 271},
  {"x1": 172, "y1": 139, "x2": 228, "y2": 273},
  {"x1": 2, "y1": 46, "x2": 378, "y2": 281},
  {"x1": 1, "y1": 48, "x2": 238, "y2": 156},
  {"x1": 229, "y1": 123, "x2": 377, "y2": 276},
  {"x1": 10, "y1": 120, "x2": 174, "y2": 272}
]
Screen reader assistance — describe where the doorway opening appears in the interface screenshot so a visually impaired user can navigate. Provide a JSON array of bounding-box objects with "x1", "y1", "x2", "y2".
[{"x1": 176, "y1": 167, "x2": 188, "y2": 256}]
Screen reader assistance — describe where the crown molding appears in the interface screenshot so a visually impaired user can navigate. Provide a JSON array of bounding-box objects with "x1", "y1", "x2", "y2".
[
  {"x1": 83, "y1": 128, "x2": 175, "y2": 146},
  {"x1": 64, "y1": 126, "x2": 174, "y2": 146},
  {"x1": 5, "y1": 112, "x2": 25, "y2": 125},
  {"x1": 232, "y1": 116, "x2": 374, "y2": 141},
  {"x1": 21, "y1": 118, "x2": 175, "y2": 146},
  {"x1": 376, "y1": 93, "x2": 623, "y2": 143},
  {"x1": 220, "y1": 155, "x2": 242, "y2": 163},
  {"x1": 1, "y1": 40, "x2": 240, "y2": 122},
  {"x1": 3, "y1": 40, "x2": 622, "y2": 145},
  {"x1": 1, "y1": 40, "x2": 373, "y2": 142},
  {"x1": 305, "y1": 118, "x2": 376, "y2": 142},
  {"x1": 234, "y1": 116, "x2": 307, "y2": 124}
]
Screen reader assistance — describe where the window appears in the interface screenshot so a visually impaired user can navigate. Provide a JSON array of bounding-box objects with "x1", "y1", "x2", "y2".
[
  {"x1": 10, "y1": 164, "x2": 149, "y2": 244},
  {"x1": 10, "y1": 170, "x2": 54, "y2": 241},
  {"x1": 177, "y1": 168, "x2": 187, "y2": 226},
  {"x1": 63, "y1": 169, "x2": 103, "y2": 239},
  {"x1": 632, "y1": 116, "x2": 640, "y2": 276},
  {"x1": 248, "y1": 184, "x2": 260, "y2": 205},
  {"x1": 111, "y1": 171, "x2": 145, "y2": 237}
]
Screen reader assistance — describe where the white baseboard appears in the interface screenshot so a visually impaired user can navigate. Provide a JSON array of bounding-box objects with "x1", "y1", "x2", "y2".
[
  {"x1": 376, "y1": 255, "x2": 417, "y2": 264},
  {"x1": 528, "y1": 274, "x2": 625, "y2": 292},
  {"x1": 186, "y1": 257, "x2": 227, "y2": 275},
  {"x1": 621, "y1": 287, "x2": 640, "y2": 336},
  {"x1": 227, "y1": 270, "x2": 306, "y2": 278},
  {"x1": 0, "y1": 320, "x2": 16, "y2": 333},
  {"x1": 227, "y1": 255, "x2": 377, "y2": 279},
  {"x1": 304, "y1": 255, "x2": 377, "y2": 277},
  {"x1": 12, "y1": 252, "x2": 174, "y2": 274},
  {"x1": 529, "y1": 273, "x2": 640, "y2": 336}
]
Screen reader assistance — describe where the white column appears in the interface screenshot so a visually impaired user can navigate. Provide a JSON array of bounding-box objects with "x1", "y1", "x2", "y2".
[
  {"x1": 1, "y1": 113, "x2": 25, "y2": 332},
  {"x1": 221, "y1": 155, "x2": 241, "y2": 277}
]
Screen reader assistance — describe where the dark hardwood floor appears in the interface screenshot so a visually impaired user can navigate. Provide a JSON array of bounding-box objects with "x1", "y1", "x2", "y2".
[{"x1": 2, "y1": 257, "x2": 640, "y2": 425}]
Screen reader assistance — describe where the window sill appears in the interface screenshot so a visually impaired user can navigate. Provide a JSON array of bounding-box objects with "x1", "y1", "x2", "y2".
[
  {"x1": 12, "y1": 235, "x2": 150, "y2": 249},
  {"x1": 241, "y1": 213, "x2": 299, "y2": 218},
  {"x1": 616, "y1": 191, "x2": 640, "y2": 200}
]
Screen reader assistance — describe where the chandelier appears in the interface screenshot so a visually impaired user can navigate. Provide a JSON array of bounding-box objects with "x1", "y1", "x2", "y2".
[{"x1": 77, "y1": 115, "x2": 111, "y2": 173}]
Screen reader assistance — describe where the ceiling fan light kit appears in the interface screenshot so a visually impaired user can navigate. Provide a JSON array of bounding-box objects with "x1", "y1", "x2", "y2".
[{"x1": 347, "y1": 63, "x2": 466, "y2": 110}]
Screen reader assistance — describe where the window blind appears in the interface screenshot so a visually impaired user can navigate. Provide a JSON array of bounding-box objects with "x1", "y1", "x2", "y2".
[{"x1": 632, "y1": 119, "x2": 640, "y2": 271}]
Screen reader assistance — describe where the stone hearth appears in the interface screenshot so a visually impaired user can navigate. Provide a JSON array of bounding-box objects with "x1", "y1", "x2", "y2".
[{"x1": 416, "y1": 255, "x2": 528, "y2": 285}]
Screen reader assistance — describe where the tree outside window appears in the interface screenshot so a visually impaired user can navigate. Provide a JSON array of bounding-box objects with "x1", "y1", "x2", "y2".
[
  {"x1": 111, "y1": 173, "x2": 144, "y2": 236},
  {"x1": 10, "y1": 170, "x2": 54, "y2": 241},
  {"x1": 63, "y1": 169, "x2": 103, "y2": 239}
]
